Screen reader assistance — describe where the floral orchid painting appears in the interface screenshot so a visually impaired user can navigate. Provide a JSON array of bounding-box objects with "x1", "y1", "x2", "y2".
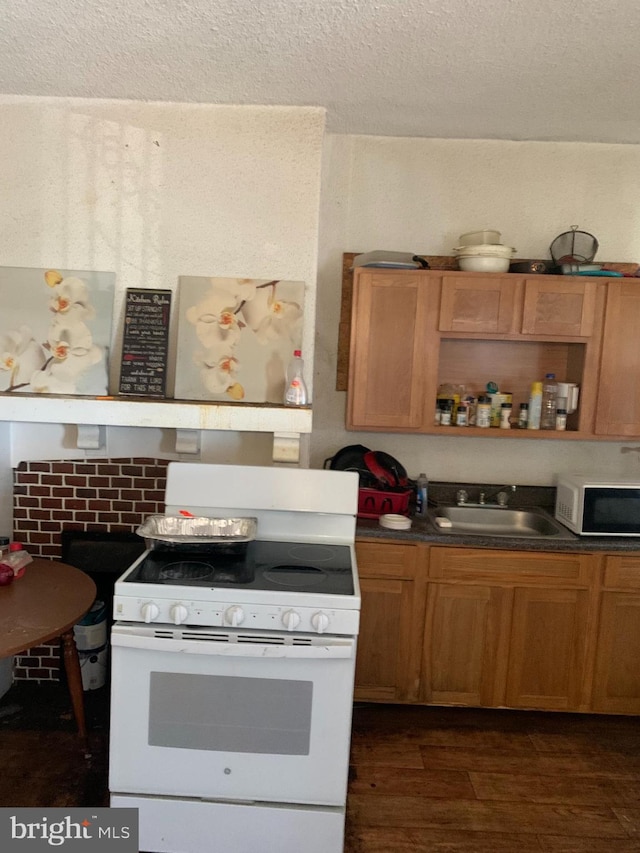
[
  {"x1": 0, "y1": 267, "x2": 114, "y2": 395},
  {"x1": 175, "y1": 276, "x2": 304, "y2": 403}
]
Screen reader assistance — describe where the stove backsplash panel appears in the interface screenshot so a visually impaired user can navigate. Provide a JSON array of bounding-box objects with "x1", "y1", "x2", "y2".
[{"x1": 12, "y1": 457, "x2": 169, "y2": 682}]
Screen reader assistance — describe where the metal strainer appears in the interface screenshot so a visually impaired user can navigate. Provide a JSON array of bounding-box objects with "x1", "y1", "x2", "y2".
[{"x1": 550, "y1": 226, "x2": 599, "y2": 265}]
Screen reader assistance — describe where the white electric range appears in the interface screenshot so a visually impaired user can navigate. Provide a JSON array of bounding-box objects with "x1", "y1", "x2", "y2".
[{"x1": 109, "y1": 462, "x2": 360, "y2": 853}]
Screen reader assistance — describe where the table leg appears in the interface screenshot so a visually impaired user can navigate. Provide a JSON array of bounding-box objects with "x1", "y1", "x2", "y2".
[{"x1": 61, "y1": 630, "x2": 89, "y2": 755}]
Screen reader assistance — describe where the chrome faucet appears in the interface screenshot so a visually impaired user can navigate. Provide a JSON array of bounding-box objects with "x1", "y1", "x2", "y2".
[
  {"x1": 478, "y1": 485, "x2": 517, "y2": 506},
  {"x1": 456, "y1": 486, "x2": 518, "y2": 506},
  {"x1": 456, "y1": 485, "x2": 516, "y2": 507}
]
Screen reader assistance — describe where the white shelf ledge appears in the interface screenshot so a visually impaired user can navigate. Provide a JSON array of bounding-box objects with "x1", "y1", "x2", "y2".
[{"x1": 0, "y1": 393, "x2": 313, "y2": 434}]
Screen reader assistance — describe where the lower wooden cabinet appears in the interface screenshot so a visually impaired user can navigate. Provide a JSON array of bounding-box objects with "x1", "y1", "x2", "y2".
[
  {"x1": 353, "y1": 541, "x2": 426, "y2": 703},
  {"x1": 422, "y1": 582, "x2": 510, "y2": 707},
  {"x1": 355, "y1": 540, "x2": 640, "y2": 715},
  {"x1": 591, "y1": 555, "x2": 640, "y2": 714},
  {"x1": 421, "y1": 547, "x2": 598, "y2": 712},
  {"x1": 505, "y1": 586, "x2": 591, "y2": 711}
]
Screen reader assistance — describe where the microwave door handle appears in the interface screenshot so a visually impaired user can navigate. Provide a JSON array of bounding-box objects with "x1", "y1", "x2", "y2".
[{"x1": 111, "y1": 631, "x2": 355, "y2": 659}]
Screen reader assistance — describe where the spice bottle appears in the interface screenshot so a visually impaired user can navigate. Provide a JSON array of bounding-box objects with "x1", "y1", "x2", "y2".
[
  {"x1": 555, "y1": 408, "x2": 567, "y2": 431},
  {"x1": 476, "y1": 396, "x2": 492, "y2": 428},
  {"x1": 518, "y1": 402, "x2": 529, "y2": 429},
  {"x1": 440, "y1": 401, "x2": 453, "y2": 425},
  {"x1": 456, "y1": 405, "x2": 468, "y2": 426},
  {"x1": 527, "y1": 381, "x2": 543, "y2": 429},
  {"x1": 499, "y1": 402, "x2": 512, "y2": 429}
]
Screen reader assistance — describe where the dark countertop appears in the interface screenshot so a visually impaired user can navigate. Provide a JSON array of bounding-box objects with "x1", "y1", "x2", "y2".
[
  {"x1": 355, "y1": 516, "x2": 640, "y2": 553},
  {"x1": 355, "y1": 481, "x2": 640, "y2": 553}
]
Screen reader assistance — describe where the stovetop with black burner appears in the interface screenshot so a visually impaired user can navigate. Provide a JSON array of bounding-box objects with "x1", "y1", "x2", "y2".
[{"x1": 124, "y1": 540, "x2": 355, "y2": 597}]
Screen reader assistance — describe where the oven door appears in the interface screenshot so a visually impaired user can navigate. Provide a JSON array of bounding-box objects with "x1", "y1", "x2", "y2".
[{"x1": 108, "y1": 623, "x2": 357, "y2": 807}]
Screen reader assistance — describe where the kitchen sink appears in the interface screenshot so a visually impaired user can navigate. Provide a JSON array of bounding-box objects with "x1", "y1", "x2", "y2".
[{"x1": 426, "y1": 505, "x2": 576, "y2": 539}]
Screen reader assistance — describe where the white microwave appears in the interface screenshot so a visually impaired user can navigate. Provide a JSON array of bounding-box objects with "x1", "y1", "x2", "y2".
[{"x1": 555, "y1": 475, "x2": 640, "y2": 536}]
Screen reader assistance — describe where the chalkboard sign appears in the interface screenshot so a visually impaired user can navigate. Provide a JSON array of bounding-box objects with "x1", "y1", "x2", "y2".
[{"x1": 118, "y1": 288, "x2": 172, "y2": 397}]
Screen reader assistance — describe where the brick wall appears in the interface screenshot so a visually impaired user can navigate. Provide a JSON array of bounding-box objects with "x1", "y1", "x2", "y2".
[{"x1": 12, "y1": 457, "x2": 169, "y2": 681}]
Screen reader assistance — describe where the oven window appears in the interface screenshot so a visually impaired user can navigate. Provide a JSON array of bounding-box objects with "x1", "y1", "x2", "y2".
[{"x1": 148, "y1": 672, "x2": 313, "y2": 755}]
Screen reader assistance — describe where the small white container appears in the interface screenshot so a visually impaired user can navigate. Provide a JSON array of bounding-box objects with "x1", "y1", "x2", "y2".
[
  {"x1": 459, "y1": 230, "x2": 501, "y2": 246},
  {"x1": 454, "y1": 244, "x2": 515, "y2": 258},
  {"x1": 457, "y1": 256, "x2": 511, "y2": 273},
  {"x1": 379, "y1": 514, "x2": 412, "y2": 531}
]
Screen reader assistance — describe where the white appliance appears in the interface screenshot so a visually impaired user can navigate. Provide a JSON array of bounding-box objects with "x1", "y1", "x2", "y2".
[
  {"x1": 555, "y1": 474, "x2": 640, "y2": 536},
  {"x1": 109, "y1": 462, "x2": 360, "y2": 853}
]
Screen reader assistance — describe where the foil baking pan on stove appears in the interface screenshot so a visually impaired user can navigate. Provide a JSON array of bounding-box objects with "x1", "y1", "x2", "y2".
[{"x1": 137, "y1": 515, "x2": 258, "y2": 551}]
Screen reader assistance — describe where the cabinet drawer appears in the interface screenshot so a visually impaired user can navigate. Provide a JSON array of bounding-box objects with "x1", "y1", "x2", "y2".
[
  {"x1": 355, "y1": 540, "x2": 419, "y2": 579},
  {"x1": 603, "y1": 555, "x2": 640, "y2": 589},
  {"x1": 429, "y1": 546, "x2": 596, "y2": 585}
]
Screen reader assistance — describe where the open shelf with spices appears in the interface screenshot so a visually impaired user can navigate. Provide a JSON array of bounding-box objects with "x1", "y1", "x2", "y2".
[
  {"x1": 346, "y1": 267, "x2": 631, "y2": 440},
  {"x1": 435, "y1": 337, "x2": 589, "y2": 435}
]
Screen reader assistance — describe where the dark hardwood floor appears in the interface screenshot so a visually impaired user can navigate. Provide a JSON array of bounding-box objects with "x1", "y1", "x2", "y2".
[
  {"x1": 1, "y1": 683, "x2": 639, "y2": 851},
  {"x1": 347, "y1": 703, "x2": 640, "y2": 852}
]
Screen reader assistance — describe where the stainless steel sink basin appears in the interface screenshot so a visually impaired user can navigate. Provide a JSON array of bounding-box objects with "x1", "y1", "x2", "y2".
[{"x1": 427, "y1": 505, "x2": 575, "y2": 539}]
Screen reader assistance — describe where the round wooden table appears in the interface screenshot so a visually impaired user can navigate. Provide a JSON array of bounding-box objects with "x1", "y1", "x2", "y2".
[{"x1": 0, "y1": 558, "x2": 97, "y2": 751}]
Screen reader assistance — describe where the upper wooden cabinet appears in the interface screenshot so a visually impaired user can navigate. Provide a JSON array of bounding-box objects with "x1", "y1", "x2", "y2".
[
  {"x1": 439, "y1": 275, "x2": 596, "y2": 337},
  {"x1": 595, "y1": 280, "x2": 640, "y2": 436},
  {"x1": 348, "y1": 267, "x2": 613, "y2": 437},
  {"x1": 439, "y1": 276, "x2": 517, "y2": 334},
  {"x1": 521, "y1": 278, "x2": 596, "y2": 337},
  {"x1": 348, "y1": 271, "x2": 439, "y2": 430}
]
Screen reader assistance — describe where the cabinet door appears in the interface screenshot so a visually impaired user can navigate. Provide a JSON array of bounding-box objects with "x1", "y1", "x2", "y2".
[
  {"x1": 505, "y1": 587, "x2": 591, "y2": 711},
  {"x1": 596, "y1": 280, "x2": 640, "y2": 435},
  {"x1": 354, "y1": 541, "x2": 425, "y2": 703},
  {"x1": 521, "y1": 278, "x2": 596, "y2": 336},
  {"x1": 354, "y1": 577, "x2": 422, "y2": 702},
  {"x1": 439, "y1": 276, "x2": 516, "y2": 334},
  {"x1": 592, "y1": 592, "x2": 640, "y2": 714},
  {"x1": 421, "y1": 583, "x2": 512, "y2": 707},
  {"x1": 348, "y1": 271, "x2": 435, "y2": 429}
]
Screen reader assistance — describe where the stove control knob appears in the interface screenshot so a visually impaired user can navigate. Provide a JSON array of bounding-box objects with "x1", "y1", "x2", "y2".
[
  {"x1": 311, "y1": 611, "x2": 330, "y2": 634},
  {"x1": 170, "y1": 604, "x2": 189, "y2": 625},
  {"x1": 141, "y1": 602, "x2": 160, "y2": 623},
  {"x1": 225, "y1": 605, "x2": 245, "y2": 627},
  {"x1": 282, "y1": 609, "x2": 301, "y2": 631}
]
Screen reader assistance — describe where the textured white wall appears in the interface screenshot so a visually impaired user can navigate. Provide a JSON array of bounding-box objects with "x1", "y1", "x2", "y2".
[
  {"x1": 0, "y1": 96, "x2": 325, "y2": 465},
  {"x1": 313, "y1": 134, "x2": 640, "y2": 485}
]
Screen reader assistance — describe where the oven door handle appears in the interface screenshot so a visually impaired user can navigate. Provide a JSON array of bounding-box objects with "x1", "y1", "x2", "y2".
[{"x1": 111, "y1": 631, "x2": 356, "y2": 659}]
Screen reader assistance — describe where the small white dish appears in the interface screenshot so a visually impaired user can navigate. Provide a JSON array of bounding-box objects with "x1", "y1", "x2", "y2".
[{"x1": 379, "y1": 514, "x2": 412, "y2": 530}]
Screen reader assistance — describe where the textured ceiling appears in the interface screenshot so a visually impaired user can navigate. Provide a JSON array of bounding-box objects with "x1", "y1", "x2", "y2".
[{"x1": 2, "y1": 0, "x2": 640, "y2": 143}]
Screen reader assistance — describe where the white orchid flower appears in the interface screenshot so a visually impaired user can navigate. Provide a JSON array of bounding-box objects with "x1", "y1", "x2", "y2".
[
  {"x1": 48, "y1": 276, "x2": 96, "y2": 323},
  {"x1": 194, "y1": 349, "x2": 240, "y2": 394},
  {"x1": 0, "y1": 325, "x2": 46, "y2": 389},
  {"x1": 47, "y1": 319, "x2": 94, "y2": 359},
  {"x1": 240, "y1": 285, "x2": 302, "y2": 345},
  {"x1": 29, "y1": 369, "x2": 78, "y2": 395},
  {"x1": 206, "y1": 277, "x2": 258, "y2": 302},
  {"x1": 186, "y1": 285, "x2": 244, "y2": 348},
  {"x1": 45, "y1": 320, "x2": 102, "y2": 381}
]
